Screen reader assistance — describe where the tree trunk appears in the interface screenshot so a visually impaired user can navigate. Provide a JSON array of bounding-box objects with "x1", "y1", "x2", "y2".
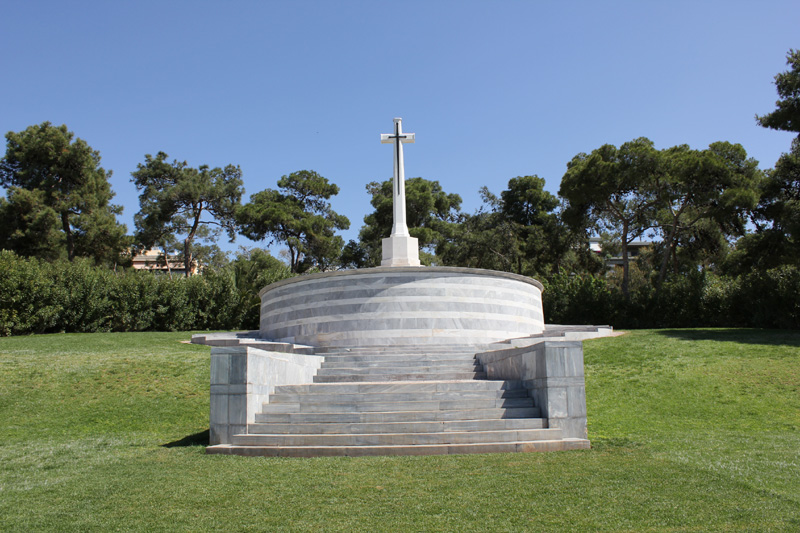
[
  {"x1": 672, "y1": 242, "x2": 679, "y2": 276},
  {"x1": 164, "y1": 246, "x2": 173, "y2": 280},
  {"x1": 61, "y1": 211, "x2": 75, "y2": 261},
  {"x1": 287, "y1": 245, "x2": 297, "y2": 273},
  {"x1": 621, "y1": 220, "x2": 630, "y2": 298},
  {"x1": 657, "y1": 217, "x2": 679, "y2": 287},
  {"x1": 183, "y1": 238, "x2": 193, "y2": 277},
  {"x1": 184, "y1": 207, "x2": 203, "y2": 277}
]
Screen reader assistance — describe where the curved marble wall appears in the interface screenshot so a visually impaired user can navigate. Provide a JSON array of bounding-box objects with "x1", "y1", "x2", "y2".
[{"x1": 259, "y1": 267, "x2": 545, "y2": 348}]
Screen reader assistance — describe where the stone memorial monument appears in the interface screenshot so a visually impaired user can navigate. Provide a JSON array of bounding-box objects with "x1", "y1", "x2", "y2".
[
  {"x1": 380, "y1": 117, "x2": 420, "y2": 267},
  {"x1": 193, "y1": 118, "x2": 612, "y2": 457}
]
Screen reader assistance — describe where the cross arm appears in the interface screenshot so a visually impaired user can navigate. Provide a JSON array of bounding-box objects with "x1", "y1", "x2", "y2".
[{"x1": 380, "y1": 133, "x2": 415, "y2": 144}]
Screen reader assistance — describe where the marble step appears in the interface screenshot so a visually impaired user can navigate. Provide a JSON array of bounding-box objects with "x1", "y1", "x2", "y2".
[
  {"x1": 324, "y1": 354, "x2": 477, "y2": 365},
  {"x1": 320, "y1": 358, "x2": 481, "y2": 368},
  {"x1": 206, "y1": 439, "x2": 591, "y2": 457},
  {"x1": 232, "y1": 428, "x2": 560, "y2": 447},
  {"x1": 259, "y1": 397, "x2": 533, "y2": 414},
  {"x1": 247, "y1": 417, "x2": 547, "y2": 435},
  {"x1": 319, "y1": 353, "x2": 480, "y2": 359},
  {"x1": 313, "y1": 345, "x2": 483, "y2": 355},
  {"x1": 239, "y1": 341, "x2": 316, "y2": 355},
  {"x1": 317, "y1": 364, "x2": 481, "y2": 374},
  {"x1": 267, "y1": 389, "x2": 528, "y2": 405},
  {"x1": 254, "y1": 406, "x2": 540, "y2": 424},
  {"x1": 274, "y1": 380, "x2": 525, "y2": 395},
  {"x1": 314, "y1": 371, "x2": 487, "y2": 382}
]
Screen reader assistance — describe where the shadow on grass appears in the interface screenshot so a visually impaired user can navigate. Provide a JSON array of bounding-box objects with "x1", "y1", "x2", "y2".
[
  {"x1": 162, "y1": 429, "x2": 209, "y2": 448},
  {"x1": 656, "y1": 328, "x2": 800, "y2": 347}
]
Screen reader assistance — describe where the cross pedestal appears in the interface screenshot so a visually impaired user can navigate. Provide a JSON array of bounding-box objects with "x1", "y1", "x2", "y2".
[
  {"x1": 381, "y1": 234, "x2": 420, "y2": 266},
  {"x1": 380, "y1": 117, "x2": 421, "y2": 267}
]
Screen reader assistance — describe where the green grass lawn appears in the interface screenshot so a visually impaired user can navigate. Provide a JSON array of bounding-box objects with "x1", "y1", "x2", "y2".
[{"x1": 1, "y1": 329, "x2": 798, "y2": 531}]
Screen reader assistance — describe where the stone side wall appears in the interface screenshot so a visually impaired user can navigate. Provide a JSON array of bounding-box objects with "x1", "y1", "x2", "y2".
[
  {"x1": 209, "y1": 346, "x2": 325, "y2": 445},
  {"x1": 476, "y1": 340, "x2": 588, "y2": 440},
  {"x1": 259, "y1": 267, "x2": 545, "y2": 348}
]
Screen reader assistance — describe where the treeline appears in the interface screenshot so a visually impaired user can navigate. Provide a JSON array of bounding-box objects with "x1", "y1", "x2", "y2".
[
  {"x1": 1, "y1": 50, "x2": 798, "y2": 334},
  {"x1": 0, "y1": 250, "x2": 291, "y2": 336},
  {"x1": 543, "y1": 267, "x2": 800, "y2": 330},
  {"x1": 2, "y1": 250, "x2": 797, "y2": 335}
]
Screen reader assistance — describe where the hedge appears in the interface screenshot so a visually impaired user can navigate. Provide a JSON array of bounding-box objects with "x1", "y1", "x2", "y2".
[
  {"x1": 542, "y1": 267, "x2": 800, "y2": 330},
  {"x1": 0, "y1": 251, "x2": 250, "y2": 336},
  {"x1": 1, "y1": 250, "x2": 797, "y2": 335}
]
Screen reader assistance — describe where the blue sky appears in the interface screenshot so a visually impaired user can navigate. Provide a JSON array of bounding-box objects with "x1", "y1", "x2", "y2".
[{"x1": 1, "y1": 1, "x2": 798, "y2": 253}]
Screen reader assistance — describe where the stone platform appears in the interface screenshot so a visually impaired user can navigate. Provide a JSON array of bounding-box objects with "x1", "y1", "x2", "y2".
[
  {"x1": 258, "y1": 266, "x2": 545, "y2": 348},
  {"x1": 194, "y1": 325, "x2": 611, "y2": 457},
  {"x1": 192, "y1": 265, "x2": 611, "y2": 457}
]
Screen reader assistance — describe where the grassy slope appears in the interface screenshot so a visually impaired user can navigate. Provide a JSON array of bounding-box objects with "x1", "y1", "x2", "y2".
[{"x1": 0, "y1": 330, "x2": 798, "y2": 531}]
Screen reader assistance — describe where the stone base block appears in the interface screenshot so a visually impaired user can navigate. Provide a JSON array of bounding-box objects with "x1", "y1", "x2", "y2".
[
  {"x1": 381, "y1": 235, "x2": 420, "y2": 266},
  {"x1": 477, "y1": 340, "x2": 589, "y2": 440},
  {"x1": 206, "y1": 439, "x2": 591, "y2": 457}
]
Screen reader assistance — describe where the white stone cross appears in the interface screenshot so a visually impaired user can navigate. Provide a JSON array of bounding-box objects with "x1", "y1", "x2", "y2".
[
  {"x1": 379, "y1": 117, "x2": 420, "y2": 266},
  {"x1": 380, "y1": 118, "x2": 415, "y2": 237}
]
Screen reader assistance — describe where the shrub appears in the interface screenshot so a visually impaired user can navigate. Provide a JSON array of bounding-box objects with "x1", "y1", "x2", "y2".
[
  {"x1": 188, "y1": 268, "x2": 244, "y2": 330},
  {"x1": 108, "y1": 270, "x2": 159, "y2": 332},
  {"x1": 54, "y1": 259, "x2": 115, "y2": 333},
  {"x1": 542, "y1": 272, "x2": 619, "y2": 326},
  {"x1": 0, "y1": 252, "x2": 262, "y2": 335},
  {"x1": 731, "y1": 266, "x2": 800, "y2": 329},
  {"x1": 543, "y1": 267, "x2": 800, "y2": 330},
  {"x1": 151, "y1": 277, "x2": 195, "y2": 332},
  {"x1": 0, "y1": 251, "x2": 62, "y2": 335}
]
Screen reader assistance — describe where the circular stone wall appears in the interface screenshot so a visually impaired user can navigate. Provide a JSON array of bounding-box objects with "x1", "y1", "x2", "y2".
[{"x1": 259, "y1": 267, "x2": 544, "y2": 348}]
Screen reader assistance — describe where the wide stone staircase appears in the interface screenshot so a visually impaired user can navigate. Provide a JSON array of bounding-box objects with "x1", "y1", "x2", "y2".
[{"x1": 206, "y1": 344, "x2": 588, "y2": 457}]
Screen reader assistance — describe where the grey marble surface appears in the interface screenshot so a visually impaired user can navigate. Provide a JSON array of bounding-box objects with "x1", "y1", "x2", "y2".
[
  {"x1": 209, "y1": 345, "x2": 324, "y2": 445},
  {"x1": 476, "y1": 340, "x2": 588, "y2": 439},
  {"x1": 260, "y1": 268, "x2": 545, "y2": 348}
]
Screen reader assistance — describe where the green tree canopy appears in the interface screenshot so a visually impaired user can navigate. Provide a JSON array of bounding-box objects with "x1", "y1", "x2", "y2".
[
  {"x1": 559, "y1": 138, "x2": 661, "y2": 295},
  {"x1": 726, "y1": 138, "x2": 800, "y2": 273},
  {"x1": 237, "y1": 170, "x2": 349, "y2": 273},
  {"x1": 438, "y1": 176, "x2": 588, "y2": 277},
  {"x1": 757, "y1": 49, "x2": 800, "y2": 139},
  {"x1": 654, "y1": 142, "x2": 762, "y2": 283},
  {"x1": 501, "y1": 175, "x2": 559, "y2": 227},
  {"x1": 501, "y1": 175, "x2": 583, "y2": 276},
  {"x1": 131, "y1": 152, "x2": 243, "y2": 275},
  {"x1": 0, "y1": 188, "x2": 63, "y2": 261},
  {"x1": 0, "y1": 122, "x2": 126, "y2": 263},
  {"x1": 435, "y1": 187, "x2": 518, "y2": 272},
  {"x1": 762, "y1": 138, "x2": 800, "y2": 242},
  {"x1": 726, "y1": 48, "x2": 800, "y2": 275},
  {"x1": 229, "y1": 247, "x2": 293, "y2": 327},
  {"x1": 358, "y1": 177, "x2": 462, "y2": 266}
]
